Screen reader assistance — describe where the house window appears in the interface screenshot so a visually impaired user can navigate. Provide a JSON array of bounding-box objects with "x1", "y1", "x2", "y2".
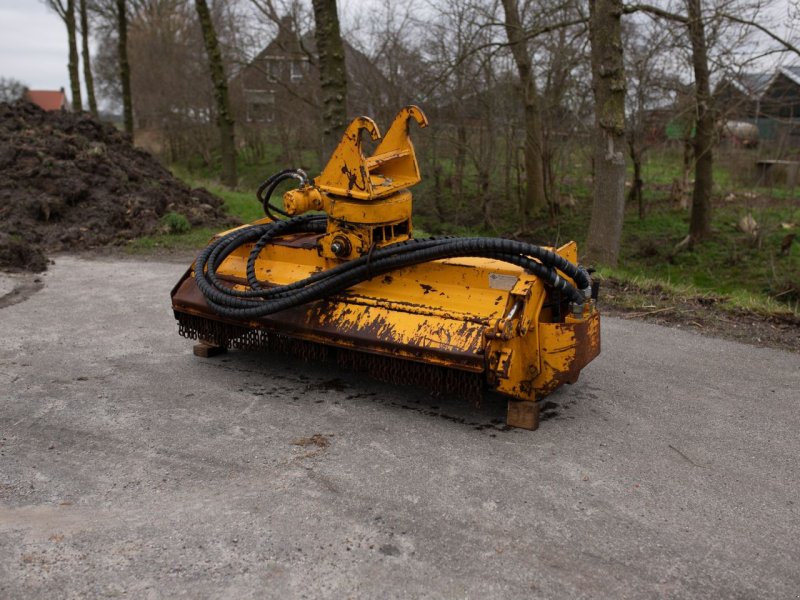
[
  {"x1": 290, "y1": 61, "x2": 303, "y2": 82},
  {"x1": 244, "y1": 89, "x2": 275, "y2": 122}
]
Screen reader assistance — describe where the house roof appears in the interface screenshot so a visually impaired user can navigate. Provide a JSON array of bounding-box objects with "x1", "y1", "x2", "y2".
[
  {"x1": 778, "y1": 65, "x2": 800, "y2": 87},
  {"x1": 239, "y1": 25, "x2": 392, "y2": 100},
  {"x1": 25, "y1": 89, "x2": 67, "y2": 111},
  {"x1": 729, "y1": 72, "x2": 772, "y2": 96}
]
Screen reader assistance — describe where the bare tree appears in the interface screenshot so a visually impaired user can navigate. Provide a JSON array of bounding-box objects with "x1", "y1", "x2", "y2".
[
  {"x1": 537, "y1": 17, "x2": 593, "y2": 213},
  {"x1": 117, "y1": 0, "x2": 133, "y2": 136},
  {"x1": 351, "y1": 0, "x2": 422, "y2": 121},
  {"x1": 585, "y1": 0, "x2": 627, "y2": 265},
  {"x1": 0, "y1": 78, "x2": 28, "y2": 103},
  {"x1": 80, "y1": 0, "x2": 99, "y2": 116},
  {"x1": 195, "y1": 0, "x2": 238, "y2": 187},
  {"x1": 719, "y1": 7, "x2": 800, "y2": 57},
  {"x1": 623, "y1": 20, "x2": 676, "y2": 219},
  {"x1": 501, "y1": 0, "x2": 548, "y2": 221},
  {"x1": 311, "y1": 0, "x2": 348, "y2": 158},
  {"x1": 420, "y1": 0, "x2": 493, "y2": 221},
  {"x1": 43, "y1": 0, "x2": 83, "y2": 111},
  {"x1": 684, "y1": 0, "x2": 714, "y2": 242},
  {"x1": 623, "y1": 0, "x2": 757, "y2": 244},
  {"x1": 241, "y1": 1, "x2": 324, "y2": 162}
]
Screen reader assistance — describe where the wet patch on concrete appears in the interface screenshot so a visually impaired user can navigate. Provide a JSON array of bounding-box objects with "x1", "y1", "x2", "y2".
[{"x1": 0, "y1": 279, "x2": 44, "y2": 310}]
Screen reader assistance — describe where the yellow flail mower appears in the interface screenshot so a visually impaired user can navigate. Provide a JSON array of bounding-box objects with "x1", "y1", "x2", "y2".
[{"x1": 171, "y1": 106, "x2": 600, "y2": 430}]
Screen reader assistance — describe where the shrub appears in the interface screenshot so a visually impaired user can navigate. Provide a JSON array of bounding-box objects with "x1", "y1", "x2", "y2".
[{"x1": 160, "y1": 211, "x2": 191, "y2": 234}]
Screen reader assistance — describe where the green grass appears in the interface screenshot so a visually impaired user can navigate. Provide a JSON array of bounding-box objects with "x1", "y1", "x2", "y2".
[
  {"x1": 597, "y1": 265, "x2": 798, "y2": 316},
  {"x1": 160, "y1": 211, "x2": 191, "y2": 234},
  {"x1": 577, "y1": 199, "x2": 800, "y2": 315},
  {"x1": 170, "y1": 165, "x2": 266, "y2": 222},
  {"x1": 128, "y1": 227, "x2": 218, "y2": 252}
]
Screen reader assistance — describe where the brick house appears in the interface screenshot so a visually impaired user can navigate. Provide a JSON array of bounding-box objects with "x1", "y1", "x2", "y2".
[{"x1": 233, "y1": 18, "x2": 391, "y2": 127}]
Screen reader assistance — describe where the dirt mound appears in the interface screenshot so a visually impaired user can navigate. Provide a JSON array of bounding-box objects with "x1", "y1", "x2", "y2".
[{"x1": 0, "y1": 101, "x2": 233, "y2": 271}]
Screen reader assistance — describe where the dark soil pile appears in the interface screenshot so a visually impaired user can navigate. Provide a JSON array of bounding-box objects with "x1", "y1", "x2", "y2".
[{"x1": 0, "y1": 101, "x2": 232, "y2": 271}]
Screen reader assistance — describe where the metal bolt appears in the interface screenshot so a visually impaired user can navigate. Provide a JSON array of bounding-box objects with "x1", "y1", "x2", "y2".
[{"x1": 330, "y1": 237, "x2": 350, "y2": 257}]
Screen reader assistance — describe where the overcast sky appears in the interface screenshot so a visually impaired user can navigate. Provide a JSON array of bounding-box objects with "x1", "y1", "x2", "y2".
[{"x1": 0, "y1": 0, "x2": 73, "y2": 91}]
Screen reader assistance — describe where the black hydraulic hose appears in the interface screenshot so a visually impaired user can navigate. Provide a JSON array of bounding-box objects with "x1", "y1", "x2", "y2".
[
  {"x1": 197, "y1": 215, "x2": 326, "y2": 297},
  {"x1": 244, "y1": 230, "x2": 457, "y2": 295},
  {"x1": 194, "y1": 224, "x2": 590, "y2": 319},
  {"x1": 199, "y1": 219, "x2": 570, "y2": 303},
  {"x1": 193, "y1": 170, "x2": 591, "y2": 319},
  {"x1": 207, "y1": 235, "x2": 584, "y2": 305},
  {"x1": 256, "y1": 169, "x2": 308, "y2": 220},
  {"x1": 245, "y1": 215, "x2": 327, "y2": 289}
]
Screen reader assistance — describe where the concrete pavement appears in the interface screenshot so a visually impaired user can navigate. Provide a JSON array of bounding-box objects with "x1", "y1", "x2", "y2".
[{"x1": 1, "y1": 256, "x2": 798, "y2": 599}]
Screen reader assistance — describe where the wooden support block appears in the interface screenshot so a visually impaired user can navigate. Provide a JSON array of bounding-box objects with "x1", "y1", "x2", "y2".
[
  {"x1": 506, "y1": 400, "x2": 539, "y2": 431},
  {"x1": 193, "y1": 342, "x2": 227, "y2": 358}
]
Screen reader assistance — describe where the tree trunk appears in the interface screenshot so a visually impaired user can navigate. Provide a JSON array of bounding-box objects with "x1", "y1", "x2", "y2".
[
  {"x1": 681, "y1": 131, "x2": 693, "y2": 202},
  {"x1": 195, "y1": 0, "x2": 237, "y2": 187},
  {"x1": 117, "y1": 0, "x2": 133, "y2": 138},
  {"x1": 479, "y1": 94, "x2": 495, "y2": 229},
  {"x1": 585, "y1": 0, "x2": 627, "y2": 266},
  {"x1": 432, "y1": 136, "x2": 446, "y2": 222},
  {"x1": 479, "y1": 167, "x2": 492, "y2": 229},
  {"x1": 66, "y1": 0, "x2": 82, "y2": 111},
  {"x1": 686, "y1": 0, "x2": 714, "y2": 241},
  {"x1": 453, "y1": 124, "x2": 466, "y2": 201},
  {"x1": 628, "y1": 140, "x2": 645, "y2": 219},
  {"x1": 504, "y1": 121, "x2": 512, "y2": 205},
  {"x1": 500, "y1": 0, "x2": 547, "y2": 225},
  {"x1": 80, "y1": 0, "x2": 98, "y2": 117},
  {"x1": 543, "y1": 140, "x2": 556, "y2": 217},
  {"x1": 311, "y1": 0, "x2": 348, "y2": 160}
]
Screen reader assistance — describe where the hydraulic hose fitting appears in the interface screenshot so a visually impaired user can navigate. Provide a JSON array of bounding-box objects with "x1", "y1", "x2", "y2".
[{"x1": 283, "y1": 187, "x2": 323, "y2": 216}]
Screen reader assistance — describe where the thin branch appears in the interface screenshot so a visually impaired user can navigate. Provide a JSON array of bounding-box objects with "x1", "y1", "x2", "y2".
[
  {"x1": 420, "y1": 15, "x2": 588, "y2": 97},
  {"x1": 42, "y1": 0, "x2": 68, "y2": 21},
  {"x1": 718, "y1": 11, "x2": 800, "y2": 56},
  {"x1": 624, "y1": 3, "x2": 688, "y2": 23}
]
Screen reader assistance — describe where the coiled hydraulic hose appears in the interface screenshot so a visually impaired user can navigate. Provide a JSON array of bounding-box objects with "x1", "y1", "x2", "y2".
[{"x1": 194, "y1": 175, "x2": 591, "y2": 320}]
